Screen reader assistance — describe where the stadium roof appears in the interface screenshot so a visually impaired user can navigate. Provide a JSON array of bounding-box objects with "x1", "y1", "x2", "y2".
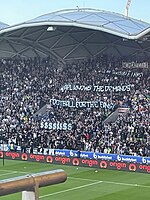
[
  {"x1": 0, "y1": 21, "x2": 9, "y2": 30},
  {"x1": 0, "y1": 8, "x2": 150, "y2": 62},
  {"x1": 26, "y1": 8, "x2": 150, "y2": 39}
]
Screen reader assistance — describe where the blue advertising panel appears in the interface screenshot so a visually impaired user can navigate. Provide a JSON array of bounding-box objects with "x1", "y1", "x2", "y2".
[{"x1": 54, "y1": 149, "x2": 150, "y2": 164}]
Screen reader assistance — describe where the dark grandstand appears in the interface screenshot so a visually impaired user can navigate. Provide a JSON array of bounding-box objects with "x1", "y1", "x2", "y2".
[{"x1": 0, "y1": 9, "x2": 150, "y2": 157}]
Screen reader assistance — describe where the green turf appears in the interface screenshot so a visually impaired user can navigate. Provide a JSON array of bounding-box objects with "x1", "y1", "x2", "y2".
[{"x1": 0, "y1": 159, "x2": 150, "y2": 200}]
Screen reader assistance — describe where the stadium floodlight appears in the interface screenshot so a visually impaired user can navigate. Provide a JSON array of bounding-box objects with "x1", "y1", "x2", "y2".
[
  {"x1": 47, "y1": 26, "x2": 56, "y2": 31},
  {"x1": 125, "y1": 0, "x2": 132, "y2": 17}
]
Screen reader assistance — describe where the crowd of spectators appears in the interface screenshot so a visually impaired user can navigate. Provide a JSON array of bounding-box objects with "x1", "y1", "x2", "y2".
[{"x1": 0, "y1": 55, "x2": 150, "y2": 157}]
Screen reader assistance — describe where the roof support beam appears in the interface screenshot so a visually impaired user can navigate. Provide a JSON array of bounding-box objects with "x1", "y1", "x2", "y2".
[{"x1": 4, "y1": 36, "x2": 66, "y2": 64}]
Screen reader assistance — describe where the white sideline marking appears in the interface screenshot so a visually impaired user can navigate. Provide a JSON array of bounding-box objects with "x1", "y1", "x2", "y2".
[
  {"x1": 68, "y1": 177, "x2": 150, "y2": 189},
  {"x1": 0, "y1": 169, "x2": 28, "y2": 174},
  {"x1": 0, "y1": 169, "x2": 150, "y2": 190},
  {"x1": 39, "y1": 181, "x2": 103, "y2": 198},
  {"x1": 0, "y1": 171, "x2": 17, "y2": 177}
]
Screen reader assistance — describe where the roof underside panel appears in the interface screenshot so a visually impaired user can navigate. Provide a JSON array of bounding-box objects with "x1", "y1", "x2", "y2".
[
  {"x1": 39, "y1": 35, "x2": 61, "y2": 48},
  {"x1": 0, "y1": 40, "x2": 14, "y2": 52},
  {"x1": 70, "y1": 30, "x2": 95, "y2": 43},
  {"x1": 0, "y1": 24, "x2": 150, "y2": 60},
  {"x1": 0, "y1": 50, "x2": 14, "y2": 57},
  {"x1": 64, "y1": 45, "x2": 91, "y2": 60},
  {"x1": 53, "y1": 45, "x2": 77, "y2": 58},
  {"x1": 85, "y1": 43, "x2": 108, "y2": 56}
]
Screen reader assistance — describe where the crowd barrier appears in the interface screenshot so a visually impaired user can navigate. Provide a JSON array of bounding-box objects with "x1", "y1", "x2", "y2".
[{"x1": 0, "y1": 151, "x2": 149, "y2": 174}]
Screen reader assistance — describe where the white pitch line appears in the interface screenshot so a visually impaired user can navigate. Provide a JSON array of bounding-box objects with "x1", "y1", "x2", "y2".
[
  {"x1": 0, "y1": 169, "x2": 150, "y2": 189},
  {"x1": 39, "y1": 181, "x2": 103, "y2": 199},
  {"x1": 0, "y1": 171, "x2": 18, "y2": 177},
  {"x1": 0, "y1": 169, "x2": 28, "y2": 174},
  {"x1": 68, "y1": 177, "x2": 150, "y2": 189}
]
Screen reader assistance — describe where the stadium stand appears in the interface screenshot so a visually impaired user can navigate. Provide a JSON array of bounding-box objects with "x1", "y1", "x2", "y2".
[
  {"x1": 0, "y1": 55, "x2": 150, "y2": 157},
  {"x1": 0, "y1": 9, "x2": 150, "y2": 159}
]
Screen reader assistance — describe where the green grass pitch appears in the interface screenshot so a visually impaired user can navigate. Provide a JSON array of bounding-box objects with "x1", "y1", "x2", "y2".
[{"x1": 0, "y1": 159, "x2": 150, "y2": 200}]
